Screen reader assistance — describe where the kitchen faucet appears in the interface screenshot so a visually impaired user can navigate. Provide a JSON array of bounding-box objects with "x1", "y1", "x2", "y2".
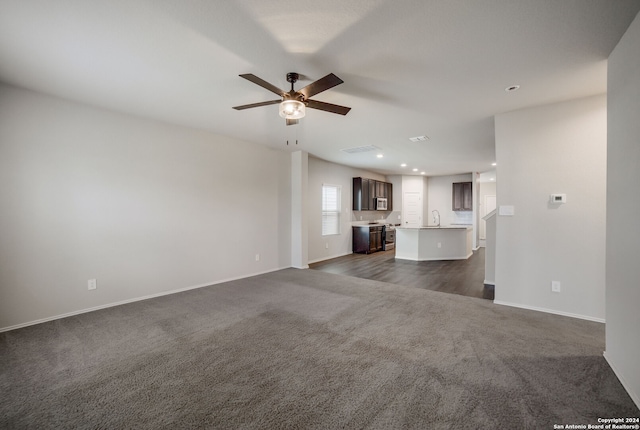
[{"x1": 432, "y1": 210, "x2": 440, "y2": 227}]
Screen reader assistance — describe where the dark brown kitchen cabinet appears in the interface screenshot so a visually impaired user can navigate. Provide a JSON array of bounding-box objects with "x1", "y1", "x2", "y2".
[
  {"x1": 368, "y1": 180, "x2": 376, "y2": 209},
  {"x1": 353, "y1": 178, "x2": 370, "y2": 210},
  {"x1": 452, "y1": 181, "x2": 473, "y2": 211},
  {"x1": 385, "y1": 182, "x2": 393, "y2": 211},
  {"x1": 376, "y1": 181, "x2": 385, "y2": 198},
  {"x1": 353, "y1": 177, "x2": 393, "y2": 211},
  {"x1": 353, "y1": 225, "x2": 384, "y2": 254},
  {"x1": 370, "y1": 226, "x2": 383, "y2": 252}
]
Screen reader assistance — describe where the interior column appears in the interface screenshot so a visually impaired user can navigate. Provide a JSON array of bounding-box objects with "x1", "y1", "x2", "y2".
[{"x1": 291, "y1": 150, "x2": 308, "y2": 268}]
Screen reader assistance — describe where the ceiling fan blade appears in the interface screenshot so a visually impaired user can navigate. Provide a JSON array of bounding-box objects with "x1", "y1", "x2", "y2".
[
  {"x1": 286, "y1": 119, "x2": 299, "y2": 126},
  {"x1": 306, "y1": 99, "x2": 351, "y2": 116},
  {"x1": 239, "y1": 74, "x2": 286, "y2": 97},
  {"x1": 232, "y1": 100, "x2": 281, "y2": 110},
  {"x1": 299, "y1": 73, "x2": 344, "y2": 99}
]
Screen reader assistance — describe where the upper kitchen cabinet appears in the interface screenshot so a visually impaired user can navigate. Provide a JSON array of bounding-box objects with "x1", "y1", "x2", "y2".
[
  {"x1": 385, "y1": 182, "x2": 393, "y2": 211},
  {"x1": 452, "y1": 181, "x2": 472, "y2": 211},
  {"x1": 368, "y1": 179, "x2": 376, "y2": 210},
  {"x1": 353, "y1": 177, "x2": 393, "y2": 211},
  {"x1": 353, "y1": 177, "x2": 369, "y2": 210}
]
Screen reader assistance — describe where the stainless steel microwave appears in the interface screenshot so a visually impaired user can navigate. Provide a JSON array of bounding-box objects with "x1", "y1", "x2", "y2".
[{"x1": 376, "y1": 198, "x2": 388, "y2": 211}]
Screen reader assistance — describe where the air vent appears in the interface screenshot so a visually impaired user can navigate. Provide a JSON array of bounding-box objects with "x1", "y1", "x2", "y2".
[
  {"x1": 341, "y1": 145, "x2": 379, "y2": 154},
  {"x1": 409, "y1": 135, "x2": 429, "y2": 142}
]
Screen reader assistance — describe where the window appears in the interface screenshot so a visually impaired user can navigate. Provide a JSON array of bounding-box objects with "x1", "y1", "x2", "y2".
[{"x1": 322, "y1": 184, "x2": 341, "y2": 236}]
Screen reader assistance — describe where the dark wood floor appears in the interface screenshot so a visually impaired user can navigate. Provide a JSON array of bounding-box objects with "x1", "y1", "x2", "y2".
[{"x1": 309, "y1": 247, "x2": 495, "y2": 300}]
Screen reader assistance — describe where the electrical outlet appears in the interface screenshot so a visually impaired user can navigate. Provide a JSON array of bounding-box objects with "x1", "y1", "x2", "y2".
[
  {"x1": 88, "y1": 279, "x2": 97, "y2": 290},
  {"x1": 437, "y1": 242, "x2": 442, "y2": 248},
  {"x1": 255, "y1": 254, "x2": 260, "y2": 262},
  {"x1": 325, "y1": 243, "x2": 329, "y2": 249},
  {"x1": 551, "y1": 281, "x2": 561, "y2": 293}
]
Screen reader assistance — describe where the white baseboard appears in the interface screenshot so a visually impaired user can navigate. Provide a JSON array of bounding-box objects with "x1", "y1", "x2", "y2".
[
  {"x1": 603, "y1": 351, "x2": 640, "y2": 410},
  {"x1": 395, "y1": 252, "x2": 473, "y2": 262},
  {"x1": 483, "y1": 280, "x2": 495, "y2": 286},
  {"x1": 0, "y1": 266, "x2": 290, "y2": 333},
  {"x1": 493, "y1": 300, "x2": 605, "y2": 323},
  {"x1": 307, "y1": 251, "x2": 352, "y2": 265}
]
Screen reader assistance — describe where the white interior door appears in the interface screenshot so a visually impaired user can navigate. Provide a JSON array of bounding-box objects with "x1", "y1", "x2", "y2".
[
  {"x1": 479, "y1": 194, "x2": 497, "y2": 239},
  {"x1": 403, "y1": 192, "x2": 421, "y2": 228}
]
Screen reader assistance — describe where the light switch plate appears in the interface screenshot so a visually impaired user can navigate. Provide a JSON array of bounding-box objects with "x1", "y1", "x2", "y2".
[{"x1": 550, "y1": 194, "x2": 567, "y2": 204}]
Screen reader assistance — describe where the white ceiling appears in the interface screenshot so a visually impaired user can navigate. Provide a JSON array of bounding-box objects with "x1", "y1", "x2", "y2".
[{"x1": 1, "y1": 0, "x2": 638, "y2": 177}]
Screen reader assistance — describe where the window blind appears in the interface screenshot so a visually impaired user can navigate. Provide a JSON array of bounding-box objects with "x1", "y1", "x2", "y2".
[{"x1": 322, "y1": 184, "x2": 341, "y2": 236}]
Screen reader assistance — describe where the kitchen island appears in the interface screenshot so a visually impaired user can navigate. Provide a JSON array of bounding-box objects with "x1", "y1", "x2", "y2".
[{"x1": 395, "y1": 226, "x2": 473, "y2": 261}]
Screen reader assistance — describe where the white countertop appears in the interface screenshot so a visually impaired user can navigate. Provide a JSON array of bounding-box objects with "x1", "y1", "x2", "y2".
[
  {"x1": 351, "y1": 223, "x2": 400, "y2": 228},
  {"x1": 397, "y1": 225, "x2": 472, "y2": 230}
]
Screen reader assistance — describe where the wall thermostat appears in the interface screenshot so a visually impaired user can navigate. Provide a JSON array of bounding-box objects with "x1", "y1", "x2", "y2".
[{"x1": 550, "y1": 194, "x2": 567, "y2": 204}]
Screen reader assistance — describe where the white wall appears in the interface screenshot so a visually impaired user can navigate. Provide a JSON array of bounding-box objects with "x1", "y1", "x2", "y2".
[
  {"x1": 605, "y1": 11, "x2": 640, "y2": 408},
  {"x1": 427, "y1": 174, "x2": 473, "y2": 226},
  {"x1": 494, "y1": 94, "x2": 607, "y2": 322},
  {"x1": 307, "y1": 156, "x2": 385, "y2": 263},
  {"x1": 0, "y1": 84, "x2": 291, "y2": 330}
]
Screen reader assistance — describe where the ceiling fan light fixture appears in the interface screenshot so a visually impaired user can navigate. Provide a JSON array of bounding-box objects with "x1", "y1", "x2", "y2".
[
  {"x1": 279, "y1": 100, "x2": 306, "y2": 119},
  {"x1": 234, "y1": 73, "x2": 349, "y2": 126}
]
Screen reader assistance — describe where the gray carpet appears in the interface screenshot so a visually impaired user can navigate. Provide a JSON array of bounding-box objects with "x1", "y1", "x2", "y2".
[{"x1": 1, "y1": 268, "x2": 638, "y2": 429}]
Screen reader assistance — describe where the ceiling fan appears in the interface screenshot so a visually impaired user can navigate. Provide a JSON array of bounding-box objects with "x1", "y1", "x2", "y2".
[{"x1": 232, "y1": 72, "x2": 351, "y2": 126}]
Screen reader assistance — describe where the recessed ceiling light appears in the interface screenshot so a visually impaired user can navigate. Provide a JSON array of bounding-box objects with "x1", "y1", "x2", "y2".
[
  {"x1": 409, "y1": 135, "x2": 429, "y2": 142},
  {"x1": 490, "y1": 178, "x2": 495, "y2": 181},
  {"x1": 421, "y1": 172, "x2": 426, "y2": 175},
  {"x1": 412, "y1": 168, "x2": 418, "y2": 172},
  {"x1": 505, "y1": 85, "x2": 520, "y2": 92},
  {"x1": 491, "y1": 162, "x2": 497, "y2": 166},
  {"x1": 376, "y1": 154, "x2": 383, "y2": 158},
  {"x1": 401, "y1": 163, "x2": 407, "y2": 167}
]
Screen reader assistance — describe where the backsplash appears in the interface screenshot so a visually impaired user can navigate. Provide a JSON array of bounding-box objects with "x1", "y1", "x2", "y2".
[
  {"x1": 351, "y1": 211, "x2": 399, "y2": 225},
  {"x1": 351, "y1": 210, "x2": 471, "y2": 226},
  {"x1": 385, "y1": 210, "x2": 403, "y2": 225},
  {"x1": 451, "y1": 211, "x2": 473, "y2": 225}
]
